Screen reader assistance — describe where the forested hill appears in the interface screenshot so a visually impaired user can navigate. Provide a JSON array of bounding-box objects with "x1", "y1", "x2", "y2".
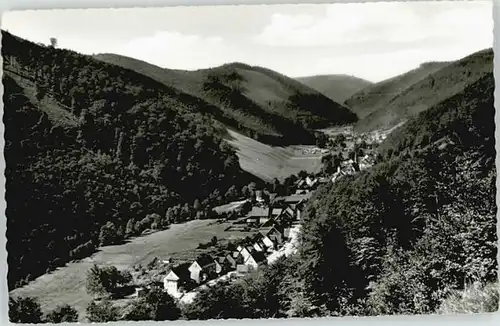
[
  {"x1": 2, "y1": 30, "x2": 262, "y2": 290},
  {"x1": 295, "y1": 74, "x2": 372, "y2": 104},
  {"x1": 350, "y1": 48, "x2": 493, "y2": 132},
  {"x1": 94, "y1": 53, "x2": 358, "y2": 146},
  {"x1": 345, "y1": 61, "x2": 449, "y2": 119},
  {"x1": 296, "y1": 72, "x2": 496, "y2": 315},
  {"x1": 379, "y1": 72, "x2": 495, "y2": 158}
]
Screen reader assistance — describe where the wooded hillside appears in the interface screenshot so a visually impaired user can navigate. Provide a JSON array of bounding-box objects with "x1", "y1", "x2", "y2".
[{"x1": 3, "y1": 30, "x2": 260, "y2": 290}]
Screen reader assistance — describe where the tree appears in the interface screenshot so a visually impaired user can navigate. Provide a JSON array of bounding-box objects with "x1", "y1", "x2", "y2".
[
  {"x1": 99, "y1": 221, "x2": 116, "y2": 246},
  {"x1": 145, "y1": 288, "x2": 181, "y2": 320},
  {"x1": 49, "y1": 37, "x2": 57, "y2": 48},
  {"x1": 125, "y1": 218, "x2": 135, "y2": 236},
  {"x1": 86, "y1": 264, "x2": 107, "y2": 296},
  {"x1": 45, "y1": 304, "x2": 79, "y2": 323},
  {"x1": 9, "y1": 296, "x2": 43, "y2": 323},
  {"x1": 126, "y1": 288, "x2": 181, "y2": 321},
  {"x1": 193, "y1": 199, "x2": 201, "y2": 211},
  {"x1": 86, "y1": 264, "x2": 131, "y2": 297},
  {"x1": 86, "y1": 300, "x2": 119, "y2": 322},
  {"x1": 298, "y1": 170, "x2": 308, "y2": 179},
  {"x1": 225, "y1": 185, "x2": 238, "y2": 201},
  {"x1": 124, "y1": 300, "x2": 152, "y2": 321}
]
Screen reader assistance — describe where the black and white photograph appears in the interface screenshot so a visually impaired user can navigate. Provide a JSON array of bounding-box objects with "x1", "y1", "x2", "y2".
[{"x1": 2, "y1": 0, "x2": 498, "y2": 323}]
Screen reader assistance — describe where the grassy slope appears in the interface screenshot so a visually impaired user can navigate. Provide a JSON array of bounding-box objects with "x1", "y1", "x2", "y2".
[
  {"x1": 226, "y1": 130, "x2": 323, "y2": 182},
  {"x1": 350, "y1": 48, "x2": 493, "y2": 132},
  {"x1": 296, "y1": 74, "x2": 373, "y2": 104},
  {"x1": 9, "y1": 220, "x2": 255, "y2": 320},
  {"x1": 94, "y1": 53, "x2": 357, "y2": 145}
]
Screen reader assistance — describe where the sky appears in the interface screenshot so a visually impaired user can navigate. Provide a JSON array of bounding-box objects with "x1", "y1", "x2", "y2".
[{"x1": 1, "y1": 1, "x2": 493, "y2": 82}]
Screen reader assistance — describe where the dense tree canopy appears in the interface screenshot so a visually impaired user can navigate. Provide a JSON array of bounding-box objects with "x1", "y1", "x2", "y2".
[{"x1": 3, "y1": 30, "x2": 257, "y2": 289}]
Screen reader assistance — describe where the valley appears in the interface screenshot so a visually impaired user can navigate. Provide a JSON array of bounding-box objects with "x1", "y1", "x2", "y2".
[{"x1": 3, "y1": 17, "x2": 497, "y2": 323}]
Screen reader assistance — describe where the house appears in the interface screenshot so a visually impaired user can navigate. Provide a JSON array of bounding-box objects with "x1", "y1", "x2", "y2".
[
  {"x1": 266, "y1": 227, "x2": 284, "y2": 246},
  {"x1": 255, "y1": 190, "x2": 265, "y2": 204},
  {"x1": 237, "y1": 246, "x2": 257, "y2": 261},
  {"x1": 134, "y1": 287, "x2": 147, "y2": 298},
  {"x1": 227, "y1": 253, "x2": 244, "y2": 269},
  {"x1": 253, "y1": 232, "x2": 275, "y2": 251},
  {"x1": 244, "y1": 251, "x2": 267, "y2": 270},
  {"x1": 245, "y1": 207, "x2": 270, "y2": 225},
  {"x1": 305, "y1": 176, "x2": 318, "y2": 188},
  {"x1": 215, "y1": 256, "x2": 232, "y2": 275},
  {"x1": 163, "y1": 265, "x2": 190, "y2": 296},
  {"x1": 189, "y1": 254, "x2": 217, "y2": 283},
  {"x1": 253, "y1": 241, "x2": 265, "y2": 252}
]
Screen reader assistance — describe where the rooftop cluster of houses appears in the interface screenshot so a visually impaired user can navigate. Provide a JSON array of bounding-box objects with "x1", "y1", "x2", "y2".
[
  {"x1": 330, "y1": 153, "x2": 375, "y2": 183},
  {"x1": 161, "y1": 194, "x2": 309, "y2": 298},
  {"x1": 301, "y1": 147, "x2": 330, "y2": 155},
  {"x1": 245, "y1": 193, "x2": 311, "y2": 226},
  {"x1": 294, "y1": 176, "x2": 329, "y2": 194}
]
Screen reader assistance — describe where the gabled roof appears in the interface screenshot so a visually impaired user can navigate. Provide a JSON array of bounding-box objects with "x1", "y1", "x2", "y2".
[
  {"x1": 246, "y1": 207, "x2": 269, "y2": 218},
  {"x1": 164, "y1": 270, "x2": 179, "y2": 281},
  {"x1": 194, "y1": 254, "x2": 215, "y2": 268},
  {"x1": 165, "y1": 264, "x2": 190, "y2": 281},
  {"x1": 272, "y1": 208, "x2": 283, "y2": 216},
  {"x1": 267, "y1": 226, "x2": 283, "y2": 237},
  {"x1": 248, "y1": 251, "x2": 267, "y2": 264}
]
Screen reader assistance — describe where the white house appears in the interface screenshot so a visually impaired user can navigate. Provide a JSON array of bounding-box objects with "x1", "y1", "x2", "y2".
[
  {"x1": 244, "y1": 252, "x2": 267, "y2": 269},
  {"x1": 188, "y1": 255, "x2": 217, "y2": 284},
  {"x1": 163, "y1": 270, "x2": 180, "y2": 296},
  {"x1": 237, "y1": 246, "x2": 255, "y2": 261},
  {"x1": 163, "y1": 265, "x2": 190, "y2": 296}
]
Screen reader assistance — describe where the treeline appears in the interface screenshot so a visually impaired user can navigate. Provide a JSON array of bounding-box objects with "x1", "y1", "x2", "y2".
[{"x1": 3, "y1": 30, "x2": 258, "y2": 289}]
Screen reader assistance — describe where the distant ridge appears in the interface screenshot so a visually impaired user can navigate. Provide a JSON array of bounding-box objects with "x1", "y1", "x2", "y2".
[
  {"x1": 296, "y1": 74, "x2": 373, "y2": 104},
  {"x1": 94, "y1": 53, "x2": 358, "y2": 146},
  {"x1": 347, "y1": 48, "x2": 493, "y2": 132}
]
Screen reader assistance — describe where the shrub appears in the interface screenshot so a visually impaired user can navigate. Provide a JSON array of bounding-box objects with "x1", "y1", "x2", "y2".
[{"x1": 438, "y1": 282, "x2": 499, "y2": 314}]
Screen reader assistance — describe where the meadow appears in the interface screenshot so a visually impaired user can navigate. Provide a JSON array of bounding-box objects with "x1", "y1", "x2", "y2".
[
  {"x1": 226, "y1": 130, "x2": 323, "y2": 181},
  {"x1": 9, "y1": 219, "x2": 254, "y2": 320}
]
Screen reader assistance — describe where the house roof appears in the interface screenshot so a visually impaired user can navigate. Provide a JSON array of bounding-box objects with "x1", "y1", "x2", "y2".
[
  {"x1": 249, "y1": 251, "x2": 267, "y2": 263},
  {"x1": 267, "y1": 227, "x2": 283, "y2": 236},
  {"x1": 165, "y1": 264, "x2": 190, "y2": 281},
  {"x1": 165, "y1": 269, "x2": 180, "y2": 281},
  {"x1": 195, "y1": 254, "x2": 215, "y2": 268},
  {"x1": 274, "y1": 193, "x2": 312, "y2": 204},
  {"x1": 246, "y1": 207, "x2": 269, "y2": 218},
  {"x1": 272, "y1": 208, "x2": 283, "y2": 215}
]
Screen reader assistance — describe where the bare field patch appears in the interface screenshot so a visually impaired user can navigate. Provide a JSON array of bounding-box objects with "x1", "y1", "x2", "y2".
[{"x1": 226, "y1": 130, "x2": 323, "y2": 181}]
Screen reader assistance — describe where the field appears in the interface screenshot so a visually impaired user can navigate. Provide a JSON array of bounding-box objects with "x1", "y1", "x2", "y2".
[
  {"x1": 9, "y1": 219, "x2": 254, "y2": 320},
  {"x1": 226, "y1": 130, "x2": 323, "y2": 181}
]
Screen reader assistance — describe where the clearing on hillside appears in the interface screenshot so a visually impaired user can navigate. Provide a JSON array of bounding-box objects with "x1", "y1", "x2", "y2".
[
  {"x1": 9, "y1": 219, "x2": 254, "y2": 321},
  {"x1": 225, "y1": 130, "x2": 323, "y2": 181}
]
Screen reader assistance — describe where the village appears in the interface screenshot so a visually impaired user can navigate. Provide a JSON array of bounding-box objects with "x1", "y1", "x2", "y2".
[{"x1": 126, "y1": 127, "x2": 387, "y2": 305}]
